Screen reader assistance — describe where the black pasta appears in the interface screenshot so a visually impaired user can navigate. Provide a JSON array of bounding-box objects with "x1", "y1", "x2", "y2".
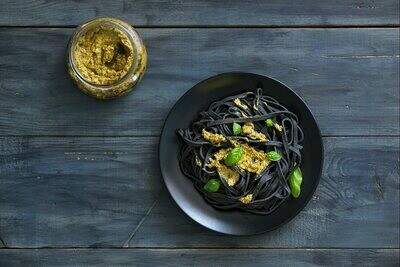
[{"x1": 178, "y1": 88, "x2": 304, "y2": 215}]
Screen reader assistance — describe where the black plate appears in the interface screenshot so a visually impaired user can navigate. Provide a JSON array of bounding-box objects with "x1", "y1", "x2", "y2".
[{"x1": 159, "y1": 72, "x2": 323, "y2": 235}]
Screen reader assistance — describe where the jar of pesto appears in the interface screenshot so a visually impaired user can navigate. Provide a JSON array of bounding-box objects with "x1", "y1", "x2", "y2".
[{"x1": 67, "y1": 17, "x2": 147, "y2": 99}]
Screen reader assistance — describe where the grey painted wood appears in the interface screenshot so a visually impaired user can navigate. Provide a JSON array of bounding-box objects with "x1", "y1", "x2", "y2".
[
  {"x1": 130, "y1": 137, "x2": 400, "y2": 248},
  {"x1": 0, "y1": 137, "x2": 398, "y2": 248},
  {"x1": 0, "y1": 28, "x2": 398, "y2": 136},
  {"x1": 0, "y1": 0, "x2": 399, "y2": 26},
  {"x1": 0, "y1": 249, "x2": 398, "y2": 267},
  {"x1": 0, "y1": 137, "x2": 163, "y2": 248},
  {"x1": 0, "y1": 2, "x2": 398, "y2": 265}
]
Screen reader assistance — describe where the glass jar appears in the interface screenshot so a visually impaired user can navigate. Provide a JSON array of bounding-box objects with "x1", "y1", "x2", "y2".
[{"x1": 67, "y1": 17, "x2": 147, "y2": 99}]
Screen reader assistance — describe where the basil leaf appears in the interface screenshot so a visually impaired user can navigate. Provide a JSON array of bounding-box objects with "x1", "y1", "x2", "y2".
[
  {"x1": 224, "y1": 147, "x2": 244, "y2": 166},
  {"x1": 289, "y1": 167, "x2": 303, "y2": 198},
  {"x1": 203, "y1": 178, "x2": 221, "y2": 193},
  {"x1": 266, "y1": 151, "x2": 282, "y2": 161},
  {"x1": 232, "y1": 122, "x2": 242, "y2": 135},
  {"x1": 266, "y1": 118, "x2": 274, "y2": 127}
]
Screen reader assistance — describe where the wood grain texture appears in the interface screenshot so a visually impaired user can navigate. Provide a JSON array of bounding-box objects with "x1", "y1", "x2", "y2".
[
  {"x1": 130, "y1": 138, "x2": 400, "y2": 248},
  {"x1": 0, "y1": 28, "x2": 398, "y2": 136},
  {"x1": 0, "y1": 249, "x2": 399, "y2": 267},
  {"x1": 0, "y1": 137, "x2": 163, "y2": 248},
  {"x1": 0, "y1": 0, "x2": 399, "y2": 26},
  {"x1": 0, "y1": 137, "x2": 398, "y2": 248}
]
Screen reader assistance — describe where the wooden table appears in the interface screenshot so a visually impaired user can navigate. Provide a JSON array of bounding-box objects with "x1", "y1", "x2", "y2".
[{"x1": 0, "y1": 1, "x2": 399, "y2": 266}]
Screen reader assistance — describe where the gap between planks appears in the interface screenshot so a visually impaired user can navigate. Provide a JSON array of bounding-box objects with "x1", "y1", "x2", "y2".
[
  {"x1": 0, "y1": 135, "x2": 399, "y2": 138},
  {"x1": 0, "y1": 247, "x2": 398, "y2": 250},
  {"x1": 0, "y1": 24, "x2": 399, "y2": 29}
]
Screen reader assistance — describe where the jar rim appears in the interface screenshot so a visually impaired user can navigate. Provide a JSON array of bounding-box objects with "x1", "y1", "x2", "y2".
[{"x1": 68, "y1": 17, "x2": 142, "y2": 89}]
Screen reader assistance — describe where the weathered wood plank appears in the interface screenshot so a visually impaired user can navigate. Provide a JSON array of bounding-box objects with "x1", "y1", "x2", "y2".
[
  {"x1": 0, "y1": 249, "x2": 398, "y2": 267},
  {"x1": 0, "y1": 28, "x2": 398, "y2": 136},
  {"x1": 0, "y1": 137, "x2": 398, "y2": 248},
  {"x1": 0, "y1": 137, "x2": 163, "y2": 247},
  {"x1": 0, "y1": 0, "x2": 399, "y2": 26},
  {"x1": 130, "y1": 138, "x2": 400, "y2": 248}
]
